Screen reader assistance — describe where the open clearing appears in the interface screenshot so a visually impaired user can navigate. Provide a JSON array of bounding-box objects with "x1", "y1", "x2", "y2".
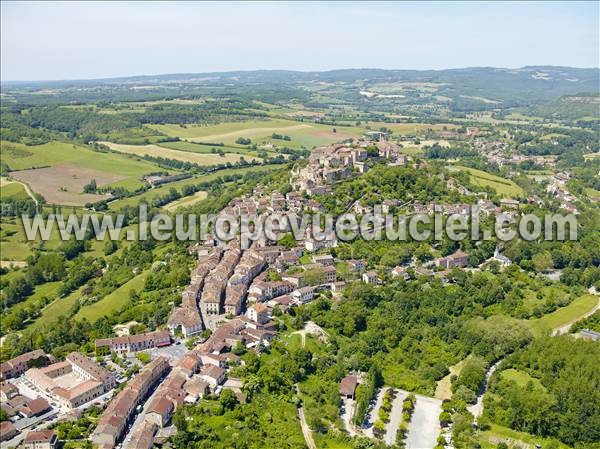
[
  {"x1": 450, "y1": 165, "x2": 524, "y2": 197},
  {"x1": 163, "y1": 191, "x2": 208, "y2": 211},
  {"x1": 191, "y1": 124, "x2": 312, "y2": 143},
  {"x1": 435, "y1": 358, "x2": 467, "y2": 400},
  {"x1": 363, "y1": 121, "x2": 459, "y2": 135},
  {"x1": 101, "y1": 141, "x2": 246, "y2": 165},
  {"x1": 10, "y1": 163, "x2": 123, "y2": 206},
  {"x1": 148, "y1": 119, "x2": 310, "y2": 140}
]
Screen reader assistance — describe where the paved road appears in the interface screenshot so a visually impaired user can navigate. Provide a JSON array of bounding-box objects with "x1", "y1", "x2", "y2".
[{"x1": 467, "y1": 359, "x2": 503, "y2": 420}]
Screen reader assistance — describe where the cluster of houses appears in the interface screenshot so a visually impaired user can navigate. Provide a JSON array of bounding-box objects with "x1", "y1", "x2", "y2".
[
  {"x1": 546, "y1": 172, "x2": 579, "y2": 214},
  {"x1": 167, "y1": 247, "x2": 223, "y2": 337}
]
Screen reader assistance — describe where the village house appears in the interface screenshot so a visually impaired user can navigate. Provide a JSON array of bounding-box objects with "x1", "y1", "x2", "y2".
[
  {"x1": 183, "y1": 376, "x2": 210, "y2": 400},
  {"x1": 500, "y1": 198, "x2": 520, "y2": 210},
  {"x1": 246, "y1": 303, "x2": 270, "y2": 324},
  {"x1": 146, "y1": 397, "x2": 174, "y2": 428},
  {"x1": 167, "y1": 307, "x2": 203, "y2": 338},
  {"x1": 339, "y1": 375, "x2": 358, "y2": 400},
  {"x1": 20, "y1": 398, "x2": 51, "y2": 418},
  {"x1": 124, "y1": 420, "x2": 157, "y2": 449},
  {"x1": 267, "y1": 294, "x2": 294, "y2": 313},
  {"x1": 312, "y1": 254, "x2": 334, "y2": 266},
  {"x1": 0, "y1": 421, "x2": 18, "y2": 442},
  {"x1": 362, "y1": 271, "x2": 379, "y2": 285},
  {"x1": 199, "y1": 365, "x2": 226, "y2": 387},
  {"x1": 579, "y1": 329, "x2": 600, "y2": 342},
  {"x1": 0, "y1": 381, "x2": 18, "y2": 402},
  {"x1": 275, "y1": 251, "x2": 300, "y2": 271},
  {"x1": 95, "y1": 330, "x2": 171, "y2": 356},
  {"x1": 436, "y1": 251, "x2": 469, "y2": 269},
  {"x1": 322, "y1": 265, "x2": 337, "y2": 283},
  {"x1": 331, "y1": 281, "x2": 346, "y2": 294},
  {"x1": 22, "y1": 430, "x2": 57, "y2": 449},
  {"x1": 292, "y1": 286, "x2": 316, "y2": 304},
  {"x1": 0, "y1": 350, "x2": 47, "y2": 380},
  {"x1": 391, "y1": 266, "x2": 410, "y2": 281},
  {"x1": 414, "y1": 267, "x2": 434, "y2": 278}
]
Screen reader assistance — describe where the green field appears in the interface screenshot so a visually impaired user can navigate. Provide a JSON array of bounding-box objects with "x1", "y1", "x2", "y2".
[
  {"x1": 1, "y1": 140, "x2": 164, "y2": 192},
  {"x1": 5, "y1": 281, "x2": 61, "y2": 316},
  {"x1": 523, "y1": 294, "x2": 599, "y2": 337},
  {"x1": 75, "y1": 271, "x2": 147, "y2": 322},
  {"x1": 451, "y1": 165, "x2": 524, "y2": 197},
  {"x1": 163, "y1": 191, "x2": 208, "y2": 212},
  {"x1": 148, "y1": 118, "x2": 365, "y2": 150},
  {"x1": 0, "y1": 217, "x2": 63, "y2": 261}
]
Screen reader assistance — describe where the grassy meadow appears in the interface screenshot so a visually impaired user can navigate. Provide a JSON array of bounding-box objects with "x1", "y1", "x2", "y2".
[
  {"x1": 523, "y1": 294, "x2": 599, "y2": 337},
  {"x1": 75, "y1": 271, "x2": 147, "y2": 323},
  {"x1": 451, "y1": 165, "x2": 524, "y2": 197}
]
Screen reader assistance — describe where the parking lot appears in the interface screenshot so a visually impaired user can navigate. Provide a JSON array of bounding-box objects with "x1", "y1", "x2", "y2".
[{"x1": 146, "y1": 341, "x2": 188, "y2": 362}]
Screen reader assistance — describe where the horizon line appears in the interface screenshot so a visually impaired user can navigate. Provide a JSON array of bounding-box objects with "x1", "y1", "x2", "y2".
[{"x1": 3, "y1": 64, "x2": 600, "y2": 85}]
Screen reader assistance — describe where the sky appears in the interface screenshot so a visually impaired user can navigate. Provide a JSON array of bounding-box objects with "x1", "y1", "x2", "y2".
[{"x1": 1, "y1": 1, "x2": 598, "y2": 81}]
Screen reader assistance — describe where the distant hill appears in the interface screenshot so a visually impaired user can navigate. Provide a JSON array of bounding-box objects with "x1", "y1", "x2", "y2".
[
  {"x1": 2, "y1": 66, "x2": 599, "y2": 110},
  {"x1": 535, "y1": 93, "x2": 600, "y2": 119}
]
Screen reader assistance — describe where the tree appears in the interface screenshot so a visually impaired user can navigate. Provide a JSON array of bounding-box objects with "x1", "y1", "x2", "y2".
[
  {"x1": 532, "y1": 251, "x2": 553, "y2": 272},
  {"x1": 219, "y1": 389, "x2": 238, "y2": 411}
]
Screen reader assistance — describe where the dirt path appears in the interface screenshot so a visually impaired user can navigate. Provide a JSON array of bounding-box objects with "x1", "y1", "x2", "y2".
[
  {"x1": 0, "y1": 260, "x2": 28, "y2": 269},
  {"x1": 296, "y1": 385, "x2": 316, "y2": 449},
  {"x1": 551, "y1": 297, "x2": 600, "y2": 336}
]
